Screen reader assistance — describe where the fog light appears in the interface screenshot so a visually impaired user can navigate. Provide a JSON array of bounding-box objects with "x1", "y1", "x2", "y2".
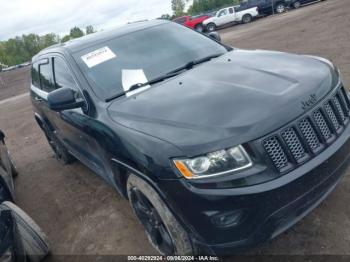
[{"x1": 212, "y1": 210, "x2": 244, "y2": 228}]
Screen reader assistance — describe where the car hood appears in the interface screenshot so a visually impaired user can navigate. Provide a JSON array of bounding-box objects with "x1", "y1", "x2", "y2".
[{"x1": 107, "y1": 49, "x2": 338, "y2": 156}]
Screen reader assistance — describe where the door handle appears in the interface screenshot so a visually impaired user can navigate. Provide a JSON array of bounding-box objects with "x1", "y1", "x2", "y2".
[{"x1": 35, "y1": 97, "x2": 43, "y2": 102}]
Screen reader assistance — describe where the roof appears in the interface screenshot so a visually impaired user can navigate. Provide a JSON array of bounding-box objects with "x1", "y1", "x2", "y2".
[{"x1": 34, "y1": 20, "x2": 170, "y2": 60}]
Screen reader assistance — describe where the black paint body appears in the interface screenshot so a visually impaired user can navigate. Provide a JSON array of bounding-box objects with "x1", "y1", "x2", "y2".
[{"x1": 30, "y1": 20, "x2": 350, "y2": 254}]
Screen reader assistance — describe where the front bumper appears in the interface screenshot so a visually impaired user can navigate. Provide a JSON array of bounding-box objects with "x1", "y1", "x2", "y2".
[{"x1": 159, "y1": 123, "x2": 350, "y2": 255}]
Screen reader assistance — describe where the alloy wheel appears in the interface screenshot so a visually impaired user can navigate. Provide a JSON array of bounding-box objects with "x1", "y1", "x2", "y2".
[
  {"x1": 276, "y1": 4, "x2": 285, "y2": 13},
  {"x1": 293, "y1": 1, "x2": 301, "y2": 8},
  {"x1": 130, "y1": 188, "x2": 174, "y2": 255}
]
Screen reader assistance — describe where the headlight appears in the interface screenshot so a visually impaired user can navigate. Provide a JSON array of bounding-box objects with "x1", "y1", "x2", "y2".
[{"x1": 173, "y1": 145, "x2": 252, "y2": 179}]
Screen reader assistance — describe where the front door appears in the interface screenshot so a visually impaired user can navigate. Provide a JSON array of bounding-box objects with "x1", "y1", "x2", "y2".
[
  {"x1": 215, "y1": 8, "x2": 234, "y2": 26},
  {"x1": 33, "y1": 55, "x2": 108, "y2": 179}
]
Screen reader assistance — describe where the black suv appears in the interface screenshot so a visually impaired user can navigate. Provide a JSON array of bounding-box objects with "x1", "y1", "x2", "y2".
[
  {"x1": 240, "y1": 0, "x2": 292, "y2": 14},
  {"x1": 241, "y1": 0, "x2": 325, "y2": 15},
  {"x1": 30, "y1": 20, "x2": 350, "y2": 255}
]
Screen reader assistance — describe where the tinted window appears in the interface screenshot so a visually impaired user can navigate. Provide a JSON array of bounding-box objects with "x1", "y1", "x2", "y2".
[
  {"x1": 53, "y1": 57, "x2": 78, "y2": 90},
  {"x1": 31, "y1": 63, "x2": 40, "y2": 88},
  {"x1": 74, "y1": 23, "x2": 227, "y2": 99},
  {"x1": 229, "y1": 8, "x2": 234, "y2": 14},
  {"x1": 39, "y1": 61, "x2": 54, "y2": 92}
]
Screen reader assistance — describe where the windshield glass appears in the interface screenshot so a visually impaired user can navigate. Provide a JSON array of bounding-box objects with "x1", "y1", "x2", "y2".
[{"x1": 73, "y1": 22, "x2": 227, "y2": 100}]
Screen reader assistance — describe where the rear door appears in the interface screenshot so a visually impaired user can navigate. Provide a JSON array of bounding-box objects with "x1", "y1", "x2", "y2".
[{"x1": 258, "y1": 0, "x2": 273, "y2": 14}]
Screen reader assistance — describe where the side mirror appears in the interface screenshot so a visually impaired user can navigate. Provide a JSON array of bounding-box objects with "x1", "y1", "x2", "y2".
[
  {"x1": 47, "y1": 87, "x2": 84, "y2": 111},
  {"x1": 207, "y1": 31, "x2": 221, "y2": 42}
]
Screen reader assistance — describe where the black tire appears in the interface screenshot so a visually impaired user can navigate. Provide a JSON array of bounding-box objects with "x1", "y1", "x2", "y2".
[
  {"x1": 127, "y1": 174, "x2": 194, "y2": 255},
  {"x1": 242, "y1": 14, "x2": 253, "y2": 24},
  {"x1": 195, "y1": 24, "x2": 204, "y2": 33},
  {"x1": 293, "y1": 1, "x2": 301, "y2": 8},
  {"x1": 0, "y1": 201, "x2": 49, "y2": 262},
  {"x1": 275, "y1": 3, "x2": 286, "y2": 13},
  {"x1": 206, "y1": 23, "x2": 216, "y2": 32},
  {"x1": 43, "y1": 126, "x2": 74, "y2": 165}
]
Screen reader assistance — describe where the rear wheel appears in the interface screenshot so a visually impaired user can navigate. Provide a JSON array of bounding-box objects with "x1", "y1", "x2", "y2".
[
  {"x1": 242, "y1": 14, "x2": 253, "y2": 24},
  {"x1": 206, "y1": 23, "x2": 216, "y2": 32},
  {"x1": 293, "y1": 1, "x2": 301, "y2": 8},
  {"x1": 43, "y1": 126, "x2": 74, "y2": 165},
  {"x1": 127, "y1": 174, "x2": 194, "y2": 255},
  {"x1": 275, "y1": 3, "x2": 286, "y2": 13}
]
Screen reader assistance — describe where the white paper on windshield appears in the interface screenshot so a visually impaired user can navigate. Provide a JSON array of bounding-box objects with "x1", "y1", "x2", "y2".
[
  {"x1": 122, "y1": 69, "x2": 150, "y2": 97},
  {"x1": 81, "y1": 46, "x2": 116, "y2": 68}
]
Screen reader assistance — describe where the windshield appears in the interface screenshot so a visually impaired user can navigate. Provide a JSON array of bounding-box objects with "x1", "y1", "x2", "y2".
[{"x1": 73, "y1": 22, "x2": 227, "y2": 100}]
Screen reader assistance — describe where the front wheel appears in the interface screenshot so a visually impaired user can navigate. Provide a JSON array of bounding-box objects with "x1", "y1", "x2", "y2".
[
  {"x1": 195, "y1": 24, "x2": 204, "y2": 32},
  {"x1": 206, "y1": 23, "x2": 216, "y2": 32},
  {"x1": 242, "y1": 14, "x2": 253, "y2": 24},
  {"x1": 275, "y1": 3, "x2": 286, "y2": 13},
  {"x1": 127, "y1": 174, "x2": 194, "y2": 255}
]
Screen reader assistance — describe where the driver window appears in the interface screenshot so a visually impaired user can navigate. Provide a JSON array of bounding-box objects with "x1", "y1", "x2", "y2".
[
  {"x1": 52, "y1": 57, "x2": 82, "y2": 99},
  {"x1": 218, "y1": 9, "x2": 227, "y2": 17}
]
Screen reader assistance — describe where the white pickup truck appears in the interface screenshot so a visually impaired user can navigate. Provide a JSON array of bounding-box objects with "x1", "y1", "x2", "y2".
[{"x1": 203, "y1": 5, "x2": 259, "y2": 32}]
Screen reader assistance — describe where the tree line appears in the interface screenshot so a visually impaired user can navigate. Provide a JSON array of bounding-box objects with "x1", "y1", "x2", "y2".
[
  {"x1": 0, "y1": 25, "x2": 95, "y2": 67},
  {"x1": 1, "y1": 0, "x2": 243, "y2": 67}
]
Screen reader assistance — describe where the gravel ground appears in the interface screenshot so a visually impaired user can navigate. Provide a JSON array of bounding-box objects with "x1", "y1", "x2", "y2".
[{"x1": 0, "y1": 0, "x2": 350, "y2": 259}]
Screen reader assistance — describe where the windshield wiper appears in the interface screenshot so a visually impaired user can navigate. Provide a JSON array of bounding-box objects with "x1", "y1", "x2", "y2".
[{"x1": 105, "y1": 53, "x2": 223, "y2": 102}]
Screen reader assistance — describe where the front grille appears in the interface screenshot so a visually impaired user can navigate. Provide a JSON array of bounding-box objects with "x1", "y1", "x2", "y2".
[
  {"x1": 263, "y1": 137, "x2": 289, "y2": 171},
  {"x1": 299, "y1": 118, "x2": 321, "y2": 152},
  {"x1": 263, "y1": 86, "x2": 350, "y2": 173},
  {"x1": 325, "y1": 102, "x2": 340, "y2": 130},
  {"x1": 281, "y1": 128, "x2": 307, "y2": 163}
]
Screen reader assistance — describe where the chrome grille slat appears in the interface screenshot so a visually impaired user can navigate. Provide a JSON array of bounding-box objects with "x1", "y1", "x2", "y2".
[{"x1": 263, "y1": 86, "x2": 349, "y2": 173}]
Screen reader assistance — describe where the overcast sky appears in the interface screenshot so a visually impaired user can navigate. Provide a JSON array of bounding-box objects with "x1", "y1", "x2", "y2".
[{"x1": 0, "y1": 0, "x2": 183, "y2": 41}]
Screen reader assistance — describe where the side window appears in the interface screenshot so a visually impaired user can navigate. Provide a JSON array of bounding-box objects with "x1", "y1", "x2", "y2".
[
  {"x1": 52, "y1": 57, "x2": 79, "y2": 91},
  {"x1": 39, "y1": 60, "x2": 55, "y2": 93},
  {"x1": 31, "y1": 62, "x2": 40, "y2": 88},
  {"x1": 229, "y1": 8, "x2": 234, "y2": 14},
  {"x1": 218, "y1": 9, "x2": 227, "y2": 17}
]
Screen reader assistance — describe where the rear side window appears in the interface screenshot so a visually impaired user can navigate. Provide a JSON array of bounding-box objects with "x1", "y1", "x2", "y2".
[
  {"x1": 39, "y1": 60, "x2": 55, "y2": 93},
  {"x1": 31, "y1": 62, "x2": 40, "y2": 88},
  {"x1": 52, "y1": 57, "x2": 78, "y2": 91},
  {"x1": 229, "y1": 8, "x2": 234, "y2": 14}
]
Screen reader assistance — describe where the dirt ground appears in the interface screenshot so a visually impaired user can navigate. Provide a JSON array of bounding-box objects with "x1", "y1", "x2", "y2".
[{"x1": 1, "y1": 0, "x2": 350, "y2": 259}]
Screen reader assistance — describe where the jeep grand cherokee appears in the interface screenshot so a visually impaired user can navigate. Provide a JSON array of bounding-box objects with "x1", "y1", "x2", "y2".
[{"x1": 30, "y1": 20, "x2": 350, "y2": 255}]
